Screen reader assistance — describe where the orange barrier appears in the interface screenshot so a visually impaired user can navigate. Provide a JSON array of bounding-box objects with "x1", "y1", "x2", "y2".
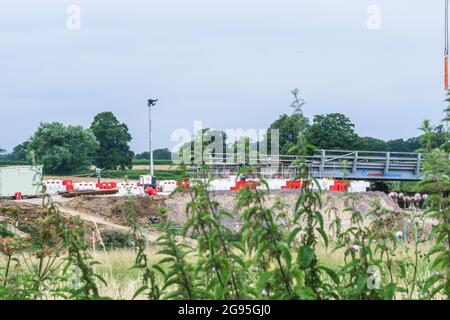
[
  {"x1": 96, "y1": 182, "x2": 117, "y2": 190},
  {"x1": 144, "y1": 186, "x2": 160, "y2": 196},
  {"x1": 281, "y1": 179, "x2": 302, "y2": 189},
  {"x1": 230, "y1": 180, "x2": 258, "y2": 191},
  {"x1": 446, "y1": 55, "x2": 449, "y2": 91},
  {"x1": 330, "y1": 180, "x2": 349, "y2": 192}
]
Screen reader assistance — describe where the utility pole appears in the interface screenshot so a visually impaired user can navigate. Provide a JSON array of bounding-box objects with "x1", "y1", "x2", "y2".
[{"x1": 147, "y1": 98, "x2": 158, "y2": 184}]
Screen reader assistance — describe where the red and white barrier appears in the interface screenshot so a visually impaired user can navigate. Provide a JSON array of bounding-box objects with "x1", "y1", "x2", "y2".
[
  {"x1": 159, "y1": 180, "x2": 177, "y2": 193},
  {"x1": 208, "y1": 178, "x2": 236, "y2": 191},
  {"x1": 43, "y1": 176, "x2": 372, "y2": 196},
  {"x1": 118, "y1": 185, "x2": 145, "y2": 196},
  {"x1": 43, "y1": 179, "x2": 66, "y2": 194},
  {"x1": 73, "y1": 182, "x2": 97, "y2": 191},
  {"x1": 348, "y1": 181, "x2": 370, "y2": 193},
  {"x1": 264, "y1": 179, "x2": 290, "y2": 190}
]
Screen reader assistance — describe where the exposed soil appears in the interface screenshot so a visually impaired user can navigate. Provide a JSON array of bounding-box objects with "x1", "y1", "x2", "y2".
[
  {"x1": 0, "y1": 200, "x2": 129, "y2": 249},
  {"x1": 63, "y1": 195, "x2": 166, "y2": 226},
  {"x1": 61, "y1": 191, "x2": 403, "y2": 230},
  {"x1": 164, "y1": 190, "x2": 404, "y2": 230},
  {"x1": 1, "y1": 191, "x2": 425, "y2": 248}
]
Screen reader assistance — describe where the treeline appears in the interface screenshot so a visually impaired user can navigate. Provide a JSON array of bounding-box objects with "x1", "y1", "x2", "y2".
[
  {"x1": 0, "y1": 112, "x2": 134, "y2": 175},
  {"x1": 174, "y1": 112, "x2": 446, "y2": 159},
  {"x1": 267, "y1": 112, "x2": 446, "y2": 155},
  {"x1": 1, "y1": 105, "x2": 446, "y2": 175},
  {"x1": 134, "y1": 148, "x2": 172, "y2": 161}
]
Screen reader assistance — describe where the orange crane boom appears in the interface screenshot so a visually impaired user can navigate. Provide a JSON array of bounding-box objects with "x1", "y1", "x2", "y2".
[{"x1": 445, "y1": 0, "x2": 449, "y2": 90}]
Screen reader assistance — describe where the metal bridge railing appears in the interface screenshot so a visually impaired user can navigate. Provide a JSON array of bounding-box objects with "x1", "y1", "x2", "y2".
[{"x1": 189, "y1": 150, "x2": 424, "y2": 181}]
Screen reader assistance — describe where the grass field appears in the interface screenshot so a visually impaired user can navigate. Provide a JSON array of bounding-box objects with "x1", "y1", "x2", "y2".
[
  {"x1": 45, "y1": 168, "x2": 184, "y2": 182},
  {"x1": 89, "y1": 242, "x2": 434, "y2": 299}
]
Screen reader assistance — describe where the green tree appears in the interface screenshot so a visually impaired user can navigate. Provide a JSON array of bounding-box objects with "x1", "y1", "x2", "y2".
[
  {"x1": 28, "y1": 122, "x2": 99, "y2": 174},
  {"x1": 90, "y1": 112, "x2": 134, "y2": 170},
  {"x1": 386, "y1": 138, "x2": 421, "y2": 152},
  {"x1": 354, "y1": 136, "x2": 387, "y2": 151},
  {"x1": 178, "y1": 129, "x2": 228, "y2": 163},
  {"x1": 266, "y1": 114, "x2": 309, "y2": 155},
  {"x1": 135, "y1": 152, "x2": 149, "y2": 160},
  {"x1": 404, "y1": 137, "x2": 422, "y2": 152},
  {"x1": 12, "y1": 141, "x2": 30, "y2": 161},
  {"x1": 419, "y1": 124, "x2": 448, "y2": 150},
  {"x1": 305, "y1": 113, "x2": 358, "y2": 150},
  {"x1": 153, "y1": 148, "x2": 172, "y2": 160},
  {"x1": 136, "y1": 148, "x2": 172, "y2": 160}
]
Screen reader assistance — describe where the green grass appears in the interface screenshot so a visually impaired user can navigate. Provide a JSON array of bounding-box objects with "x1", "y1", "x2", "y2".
[
  {"x1": 0, "y1": 161, "x2": 29, "y2": 166},
  {"x1": 132, "y1": 159, "x2": 173, "y2": 165}
]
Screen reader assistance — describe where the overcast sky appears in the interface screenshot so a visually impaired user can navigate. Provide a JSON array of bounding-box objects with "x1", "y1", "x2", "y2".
[{"x1": 0, "y1": 0, "x2": 447, "y2": 153}]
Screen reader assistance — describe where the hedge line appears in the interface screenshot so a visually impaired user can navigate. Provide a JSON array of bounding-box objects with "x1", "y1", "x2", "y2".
[
  {"x1": 132, "y1": 159, "x2": 174, "y2": 165},
  {"x1": 0, "y1": 161, "x2": 29, "y2": 166},
  {"x1": 101, "y1": 169, "x2": 183, "y2": 180}
]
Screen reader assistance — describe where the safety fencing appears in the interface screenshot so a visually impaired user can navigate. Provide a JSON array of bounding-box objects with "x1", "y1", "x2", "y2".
[{"x1": 42, "y1": 177, "x2": 372, "y2": 196}]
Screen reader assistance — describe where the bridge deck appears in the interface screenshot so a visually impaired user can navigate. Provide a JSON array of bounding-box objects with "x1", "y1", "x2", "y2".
[{"x1": 193, "y1": 150, "x2": 423, "y2": 181}]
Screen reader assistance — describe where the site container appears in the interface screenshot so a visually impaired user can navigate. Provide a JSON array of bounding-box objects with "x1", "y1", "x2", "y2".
[{"x1": 0, "y1": 166, "x2": 43, "y2": 198}]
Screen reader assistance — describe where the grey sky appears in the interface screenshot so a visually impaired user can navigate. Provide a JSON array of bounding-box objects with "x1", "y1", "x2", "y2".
[{"x1": 0, "y1": 0, "x2": 446, "y2": 153}]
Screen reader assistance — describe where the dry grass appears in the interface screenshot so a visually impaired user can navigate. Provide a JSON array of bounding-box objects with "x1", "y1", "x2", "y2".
[
  {"x1": 92, "y1": 247, "x2": 161, "y2": 300},
  {"x1": 0, "y1": 241, "x2": 438, "y2": 300}
]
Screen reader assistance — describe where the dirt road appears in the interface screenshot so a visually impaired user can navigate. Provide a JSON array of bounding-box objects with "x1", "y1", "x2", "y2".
[
  {"x1": 21, "y1": 196, "x2": 160, "y2": 241},
  {"x1": 58, "y1": 207, "x2": 130, "y2": 232}
]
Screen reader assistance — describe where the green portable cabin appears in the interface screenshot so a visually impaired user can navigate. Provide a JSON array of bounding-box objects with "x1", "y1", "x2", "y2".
[{"x1": 0, "y1": 166, "x2": 43, "y2": 198}]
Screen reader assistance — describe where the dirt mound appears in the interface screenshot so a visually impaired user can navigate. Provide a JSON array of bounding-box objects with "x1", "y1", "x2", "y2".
[
  {"x1": 2, "y1": 191, "x2": 404, "y2": 247},
  {"x1": 0, "y1": 200, "x2": 131, "y2": 249},
  {"x1": 62, "y1": 191, "x2": 402, "y2": 230},
  {"x1": 164, "y1": 190, "x2": 403, "y2": 227},
  {"x1": 64, "y1": 195, "x2": 165, "y2": 226},
  {"x1": 0, "y1": 200, "x2": 96, "y2": 244}
]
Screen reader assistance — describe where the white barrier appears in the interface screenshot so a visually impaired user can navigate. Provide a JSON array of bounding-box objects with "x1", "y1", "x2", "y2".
[
  {"x1": 159, "y1": 180, "x2": 177, "y2": 193},
  {"x1": 310, "y1": 179, "x2": 334, "y2": 191},
  {"x1": 117, "y1": 182, "x2": 144, "y2": 196},
  {"x1": 43, "y1": 180, "x2": 66, "y2": 194},
  {"x1": 348, "y1": 181, "x2": 370, "y2": 193},
  {"x1": 208, "y1": 178, "x2": 236, "y2": 191},
  {"x1": 259, "y1": 179, "x2": 289, "y2": 191},
  {"x1": 118, "y1": 186, "x2": 145, "y2": 196},
  {"x1": 73, "y1": 182, "x2": 97, "y2": 191}
]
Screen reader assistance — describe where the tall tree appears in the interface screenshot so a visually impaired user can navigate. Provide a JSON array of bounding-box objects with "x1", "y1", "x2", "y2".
[
  {"x1": 28, "y1": 122, "x2": 99, "y2": 174},
  {"x1": 305, "y1": 113, "x2": 358, "y2": 150},
  {"x1": 178, "y1": 129, "x2": 228, "y2": 164},
  {"x1": 90, "y1": 112, "x2": 134, "y2": 170},
  {"x1": 265, "y1": 114, "x2": 310, "y2": 155},
  {"x1": 12, "y1": 141, "x2": 30, "y2": 161},
  {"x1": 419, "y1": 124, "x2": 449, "y2": 150}
]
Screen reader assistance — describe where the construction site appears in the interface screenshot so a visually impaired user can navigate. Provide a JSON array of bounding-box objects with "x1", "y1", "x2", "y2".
[
  {"x1": 0, "y1": 1, "x2": 449, "y2": 304},
  {"x1": 0, "y1": 146, "x2": 431, "y2": 249}
]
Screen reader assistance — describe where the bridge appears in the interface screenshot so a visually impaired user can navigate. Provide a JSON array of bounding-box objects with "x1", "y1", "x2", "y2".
[{"x1": 192, "y1": 150, "x2": 423, "y2": 181}]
